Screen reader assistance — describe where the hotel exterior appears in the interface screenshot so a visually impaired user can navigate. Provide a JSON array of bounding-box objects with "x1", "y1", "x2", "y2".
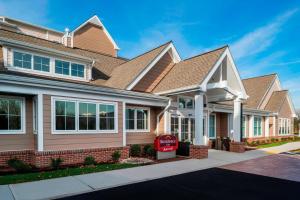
[{"x1": 0, "y1": 15, "x2": 297, "y2": 167}]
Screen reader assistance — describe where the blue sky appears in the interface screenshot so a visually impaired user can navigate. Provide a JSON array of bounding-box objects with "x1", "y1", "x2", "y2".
[{"x1": 1, "y1": 0, "x2": 300, "y2": 108}]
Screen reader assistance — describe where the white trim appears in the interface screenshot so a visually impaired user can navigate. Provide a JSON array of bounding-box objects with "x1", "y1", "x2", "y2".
[
  {"x1": 125, "y1": 106, "x2": 150, "y2": 133},
  {"x1": 253, "y1": 116, "x2": 263, "y2": 137},
  {"x1": 122, "y1": 102, "x2": 126, "y2": 146},
  {"x1": 37, "y1": 93, "x2": 43, "y2": 151},
  {"x1": 0, "y1": 96, "x2": 26, "y2": 134},
  {"x1": 51, "y1": 96, "x2": 118, "y2": 134},
  {"x1": 72, "y1": 15, "x2": 120, "y2": 50},
  {"x1": 126, "y1": 42, "x2": 181, "y2": 90}
]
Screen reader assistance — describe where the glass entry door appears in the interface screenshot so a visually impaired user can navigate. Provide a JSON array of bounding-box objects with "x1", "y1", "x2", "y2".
[{"x1": 171, "y1": 115, "x2": 195, "y2": 143}]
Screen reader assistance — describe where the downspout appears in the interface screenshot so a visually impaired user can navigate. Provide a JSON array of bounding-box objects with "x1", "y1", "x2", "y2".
[{"x1": 156, "y1": 99, "x2": 172, "y2": 135}]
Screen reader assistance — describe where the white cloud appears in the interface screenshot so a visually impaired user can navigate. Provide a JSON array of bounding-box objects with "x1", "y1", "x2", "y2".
[
  {"x1": 0, "y1": 0, "x2": 49, "y2": 26},
  {"x1": 118, "y1": 21, "x2": 204, "y2": 59},
  {"x1": 231, "y1": 8, "x2": 298, "y2": 60}
]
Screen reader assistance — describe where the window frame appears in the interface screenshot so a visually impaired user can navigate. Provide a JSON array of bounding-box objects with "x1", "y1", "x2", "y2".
[
  {"x1": 278, "y1": 118, "x2": 291, "y2": 135},
  {"x1": 0, "y1": 96, "x2": 26, "y2": 134},
  {"x1": 10, "y1": 49, "x2": 87, "y2": 81},
  {"x1": 242, "y1": 115, "x2": 247, "y2": 138},
  {"x1": 125, "y1": 106, "x2": 150, "y2": 133},
  {"x1": 51, "y1": 97, "x2": 118, "y2": 134},
  {"x1": 253, "y1": 116, "x2": 262, "y2": 137}
]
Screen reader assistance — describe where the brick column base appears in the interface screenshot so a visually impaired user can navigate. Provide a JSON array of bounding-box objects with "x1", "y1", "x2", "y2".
[
  {"x1": 189, "y1": 145, "x2": 209, "y2": 159},
  {"x1": 229, "y1": 142, "x2": 245, "y2": 153}
]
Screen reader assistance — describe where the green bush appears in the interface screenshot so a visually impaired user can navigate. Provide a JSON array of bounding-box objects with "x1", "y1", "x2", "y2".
[
  {"x1": 130, "y1": 144, "x2": 141, "y2": 157},
  {"x1": 50, "y1": 158, "x2": 63, "y2": 169},
  {"x1": 271, "y1": 138, "x2": 276, "y2": 142},
  {"x1": 112, "y1": 151, "x2": 121, "y2": 163},
  {"x1": 7, "y1": 158, "x2": 32, "y2": 173},
  {"x1": 84, "y1": 156, "x2": 96, "y2": 166},
  {"x1": 145, "y1": 146, "x2": 156, "y2": 157},
  {"x1": 143, "y1": 144, "x2": 151, "y2": 155}
]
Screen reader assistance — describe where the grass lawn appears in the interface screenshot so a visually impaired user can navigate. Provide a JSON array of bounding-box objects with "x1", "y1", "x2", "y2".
[
  {"x1": 0, "y1": 163, "x2": 139, "y2": 185},
  {"x1": 255, "y1": 141, "x2": 290, "y2": 149}
]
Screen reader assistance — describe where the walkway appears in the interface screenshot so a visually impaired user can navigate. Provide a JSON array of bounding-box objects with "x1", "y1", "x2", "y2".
[{"x1": 3, "y1": 142, "x2": 300, "y2": 200}]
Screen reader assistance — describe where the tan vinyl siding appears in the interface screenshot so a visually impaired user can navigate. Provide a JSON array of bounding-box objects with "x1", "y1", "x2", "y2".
[
  {"x1": 133, "y1": 52, "x2": 174, "y2": 92},
  {"x1": 0, "y1": 46, "x2": 3, "y2": 68},
  {"x1": 73, "y1": 23, "x2": 116, "y2": 56},
  {"x1": 126, "y1": 107, "x2": 159, "y2": 145},
  {"x1": 43, "y1": 95, "x2": 123, "y2": 151},
  {"x1": 0, "y1": 96, "x2": 35, "y2": 151}
]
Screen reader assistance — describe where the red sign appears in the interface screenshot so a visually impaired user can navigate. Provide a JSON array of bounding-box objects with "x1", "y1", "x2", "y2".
[{"x1": 154, "y1": 135, "x2": 178, "y2": 152}]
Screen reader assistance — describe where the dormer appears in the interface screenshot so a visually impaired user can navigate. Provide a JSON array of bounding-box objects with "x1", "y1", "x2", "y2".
[
  {"x1": 2, "y1": 46, "x2": 93, "y2": 82},
  {"x1": 72, "y1": 16, "x2": 119, "y2": 56}
]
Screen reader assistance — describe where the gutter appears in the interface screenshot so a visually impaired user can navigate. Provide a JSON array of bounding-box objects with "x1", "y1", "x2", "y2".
[{"x1": 156, "y1": 99, "x2": 172, "y2": 135}]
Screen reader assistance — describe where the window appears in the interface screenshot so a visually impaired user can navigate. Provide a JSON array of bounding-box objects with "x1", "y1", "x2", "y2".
[
  {"x1": 181, "y1": 118, "x2": 189, "y2": 141},
  {"x1": 171, "y1": 116, "x2": 179, "y2": 136},
  {"x1": 55, "y1": 100, "x2": 76, "y2": 130},
  {"x1": 99, "y1": 104, "x2": 115, "y2": 130},
  {"x1": 53, "y1": 98, "x2": 117, "y2": 133},
  {"x1": 178, "y1": 97, "x2": 194, "y2": 109},
  {"x1": 13, "y1": 51, "x2": 31, "y2": 69},
  {"x1": 79, "y1": 103, "x2": 96, "y2": 130},
  {"x1": 126, "y1": 108, "x2": 135, "y2": 130},
  {"x1": 55, "y1": 60, "x2": 70, "y2": 75},
  {"x1": 242, "y1": 116, "x2": 246, "y2": 138},
  {"x1": 0, "y1": 97, "x2": 24, "y2": 133},
  {"x1": 33, "y1": 56, "x2": 50, "y2": 72},
  {"x1": 71, "y1": 63, "x2": 84, "y2": 78},
  {"x1": 253, "y1": 116, "x2": 262, "y2": 137},
  {"x1": 126, "y1": 108, "x2": 149, "y2": 131},
  {"x1": 209, "y1": 114, "x2": 216, "y2": 138},
  {"x1": 190, "y1": 118, "x2": 195, "y2": 141},
  {"x1": 279, "y1": 118, "x2": 291, "y2": 135}
]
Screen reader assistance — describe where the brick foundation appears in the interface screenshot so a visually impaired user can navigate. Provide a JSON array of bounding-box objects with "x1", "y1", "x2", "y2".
[
  {"x1": 189, "y1": 145, "x2": 209, "y2": 159},
  {"x1": 0, "y1": 146, "x2": 129, "y2": 168},
  {"x1": 229, "y1": 142, "x2": 245, "y2": 153}
]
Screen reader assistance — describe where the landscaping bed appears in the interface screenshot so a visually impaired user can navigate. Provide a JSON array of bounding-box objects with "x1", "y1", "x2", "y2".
[{"x1": 245, "y1": 136, "x2": 300, "y2": 149}]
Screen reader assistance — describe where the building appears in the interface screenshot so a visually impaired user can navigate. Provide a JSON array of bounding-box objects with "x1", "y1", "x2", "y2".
[{"x1": 0, "y1": 15, "x2": 297, "y2": 167}]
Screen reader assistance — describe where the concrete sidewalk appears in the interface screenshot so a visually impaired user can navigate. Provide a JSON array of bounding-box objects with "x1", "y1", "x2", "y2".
[
  {"x1": 1, "y1": 149, "x2": 269, "y2": 200},
  {"x1": 259, "y1": 141, "x2": 300, "y2": 154}
]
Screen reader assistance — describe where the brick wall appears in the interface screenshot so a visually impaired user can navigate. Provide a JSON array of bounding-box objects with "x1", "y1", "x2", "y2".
[
  {"x1": 229, "y1": 142, "x2": 245, "y2": 153},
  {"x1": 189, "y1": 145, "x2": 208, "y2": 159},
  {"x1": 0, "y1": 146, "x2": 129, "y2": 168}
]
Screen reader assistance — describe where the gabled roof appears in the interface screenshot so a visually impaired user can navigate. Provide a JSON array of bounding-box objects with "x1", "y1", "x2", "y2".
[
  {"x1": 152, "y1": 46, "x2": 227, "y2": 93},
  {"x1": 264, "y1": 90, "x2": 288, "y2": 112},
  {"x1": 0, "y1": 28, "x2": 126, "y2": 78},
  {"x1": 105, "y1": 42, "x2": 172, "y2": 89},
  {"x1": 242, "y1": 74, "x2": 277, "y2": 109},
  {"x1": 72, "y1": 15, "x2": 119, "y2": 50}
]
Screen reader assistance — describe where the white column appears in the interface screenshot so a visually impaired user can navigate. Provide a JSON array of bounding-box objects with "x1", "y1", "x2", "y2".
[
  {"x1": 194, "y1": 93, "x2": 205, "y2": 145},
  {"x1": 164, "y1": 111, "x2": 170, "y2": 134},
  {"x1": 233, "y1": 98, "x2": 242, "y2": 142},
  {"x1": 37, "y1": 93, "x2": 44, "y2": 151},
  {"x1": 265, "y1": 116, "x2": 270, "y2": 137},
  {"x1": 122, "y1": 102, "x2": 126, "y2": 147},
  {"x1": 273, "y1": 116, "x2": 276, "y2": 136},
  {"x1": 249, "y1": 115, "x2": 254, "y2": 138}
]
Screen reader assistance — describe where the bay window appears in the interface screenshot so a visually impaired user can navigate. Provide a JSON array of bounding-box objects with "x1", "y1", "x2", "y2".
[
  {"x1": 126, "y1": 107, "x2": 149, "y2": 131},
  {"x1": 53, "y1": 98, "x2": 117, "y2": 133},
  {"x1": 253, "y1": 116, "x2": 262, "y2": 137},
  {"x1": 0, "y1": 97, "x2": 24, "y2": 133}
]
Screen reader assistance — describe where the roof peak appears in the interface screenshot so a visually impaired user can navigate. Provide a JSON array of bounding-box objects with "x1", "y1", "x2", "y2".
[{"x1": 183, "y1": 45, "x2": 228, "y2": 61}]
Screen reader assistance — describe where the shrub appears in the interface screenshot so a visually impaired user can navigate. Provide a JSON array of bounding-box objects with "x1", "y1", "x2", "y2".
[
  {"x1": 271, "y1": 138, "x2": 276, "y2": 142},
  {"x1": 143, "y1": 144, "x2": 151, "y2": 155},
  {"x1": 84, "y1": 156, "x2": 96, "y2": 166},
  {"x1": 50, "y1": 158, "x2": 63, "y2": 169},
  {"x1": 256, "y1": 140, "x2": 260, "y2": 145},
  {"x1": 145, "y1": 145, "x2": 156, "y2": 157},
  {"x1": 112, "y1": 151, "x2": 121, "y2": 163},
  {"x1": 7, "y1": 158, "x2": 32, "y2": 173},
  {"x1": 250, "y1": 141, "x2": 256, "y2": 146},
  {"x1": 130, "y1": 144, "x2": 141, "y2": 157}
]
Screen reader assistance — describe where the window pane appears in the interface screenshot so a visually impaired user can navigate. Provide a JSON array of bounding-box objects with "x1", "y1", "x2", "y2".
[
  {"x1": 55, "y1": 60, "x2": 70, "y2": 75},
  {"x1": 71, "y1": 63, "x2": 84, "y2": 77},
  {"x1": 0, "y1": 100, "x2": 8, "y2": 115},
  {"x1": 66, "y1": 102, "x2": 75, "y2": 116},
  {"x1": 209, "y1": 115, "x2": 215, "y2": 138},
  {"x1": 0, "y1": 115, "x2": 8, "y2": 130},
  {"x1": 56, "y1": 101, "x2": 65, "y2": 115},
  {"x1": 14, "y1": 51, "x2": 32, "y2": 69},
  {"x1": 9, "y1": 116, "x2": 21, "y2": 130},
  {"x1": 56, "y1": 116, "x2": 65, "y2": 130},
  {"x1": 9, "y1": 100, "x2": 21, "y2": 115},
  {"x1": 34, "y1": 56, "x2": 50, "y2": 72},
  {"x1": 66, "y1": 116, "x2": 75, "y2": 130},
  {"x1": 186, "y1": 99, "x2": 193, "y2": 108},
  {"x1": 179, "y1": 98, "x2": 185, "y2": 108},
  {"x1": 137, "y1": 110, "x2": 148, "y2": 130},
  {"x1": 99, "y1": 104, "x2": 115, "y2": 130},
  {"x1": 79, "y1": 103, "x2": 96, "y2": 130},
  {"x1": 79, "y1": 116, "x2": 87, "y2": 130}
]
